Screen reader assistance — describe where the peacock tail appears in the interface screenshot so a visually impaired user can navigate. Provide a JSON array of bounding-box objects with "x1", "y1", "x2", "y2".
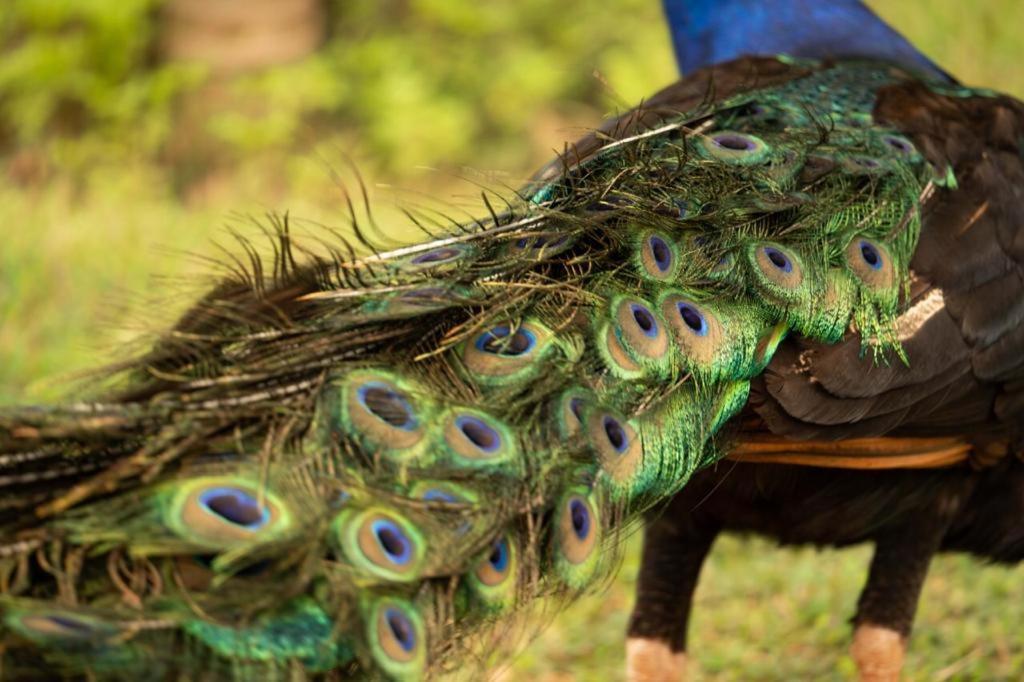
[{"x1": 0, "y1": 56, "x2": 1003, "y2": 679}]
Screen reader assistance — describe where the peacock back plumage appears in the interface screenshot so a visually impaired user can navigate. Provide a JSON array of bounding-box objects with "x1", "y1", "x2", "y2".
[{"x1": 0, "y1": 56, "x2": 1012, "y2": 679}]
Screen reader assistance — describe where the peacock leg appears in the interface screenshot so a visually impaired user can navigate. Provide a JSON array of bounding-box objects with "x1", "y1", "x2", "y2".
[
  {"x1": 626, "y1": 500, "x2": 720, "y2": 682},
  {"x1": 850, "y1": 624, "x2": 906, "y2": 682},
  {"x1": 626, "y1": 638, "x2": 688, "y2": 682},
  {"x1": 851, "y1": 511, "x2": 954, "y2": 681}
]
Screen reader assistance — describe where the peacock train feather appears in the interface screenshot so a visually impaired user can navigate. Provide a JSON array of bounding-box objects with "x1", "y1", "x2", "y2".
[{"x1": 0, "y1": 55, "x2": 1015, "y2": 679}]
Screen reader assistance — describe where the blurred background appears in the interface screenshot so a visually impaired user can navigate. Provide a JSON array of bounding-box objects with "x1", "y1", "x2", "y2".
[{"x1": 0, "y1": 0, "x2": 1022, "y2": 678}]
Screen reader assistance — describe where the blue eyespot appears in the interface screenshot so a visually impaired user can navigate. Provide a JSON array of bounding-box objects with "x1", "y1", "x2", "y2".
[
  {"x1": 421, "y1": 489, "x2": 459, "y2": 503},
  {"x1": 630, "y1": 304, "x2": 659, "y2": 338},
  {"x1": 883, "y1": 135, "x2": 914, "y2": 155},
  {"x1": 602, "y1": 416, "x2": 628, "y2": 454},
  {"x1": 712, "y1": 133, "x2": 758, "y2": 152},
  {"x1": 488, "y1": 538, "x2": 510, "y2": 572},
  {"x1": 674, "y1": 199, "x2": 692, "y2": 219},
  {"x1": 762, "y1": 247, "x2": 793, "y2": 273},
  {"x1": 371, "y1": 519, "x2": 413, "y2": 566},
  {"x1": 858, "y1": 240, "x2": 883, "y2": 270},
  {"x1": 569, "y1": 499, "x2": 591, "y2": 540},
  {"x1": 357, "y1": 382, "x2": 418, "y2": 431},
  {"x1": 568, "y1": 397, "x2": 586, "y2": 423},
  {"x1": 385, "y1": 608, "x2": 416, "y2": 653},
  {"x1": 455, "y1": 415, "x2": 501, "y2": 453},
  {"x1": 41, "y1": 615, "x2": 94, "y2": 637},
  {"x1": 198, "y1": 487, "x2": 269, "y2": 530},
  {"x1": 15, "y1": 611, "x2": 119, "y2": 643},
  {"x1": 396, "y1": 287, "x2": 449, "y2": 306},
  {"x1": 410, "y1": 247, "x2": 462, "y2": 265},
  {"x1": 676, "y1": 302, "x2": 708, "y2": 336},
  {"x1": 474, "y1": 325, "x2": 536, "y2": 356},
  {"x1": 649, "y1": 236, "x2": 672, "y2": 272}
]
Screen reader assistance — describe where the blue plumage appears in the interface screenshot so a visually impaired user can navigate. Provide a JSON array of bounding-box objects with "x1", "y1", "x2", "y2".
[{"x1": 662, "y1": 0, "x2": 949, "y2": 79}]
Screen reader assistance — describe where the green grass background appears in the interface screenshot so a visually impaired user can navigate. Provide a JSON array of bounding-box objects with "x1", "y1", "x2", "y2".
[{"x1": 1, "y1": 1, "x2": 1022, "y2": 678}]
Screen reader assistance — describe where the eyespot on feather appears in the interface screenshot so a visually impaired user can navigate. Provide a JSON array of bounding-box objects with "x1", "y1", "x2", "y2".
[
  {"x1": 165, "y1": 477, "x2": 292, "y2": 551},
  {"x1": 698, "y1": 131, "x2": 770, "y2": 165},
  {"x1": 587, "y1": 411, "x2": 642, "y2": 486},
  {"x1": 198, "y1": 487, "x2": 269, "y2": 529},
  {"x1": 842, "y1": 155, "x2": 890, "y2": 175},
  {"x1": 336, "y1": 508, "x2": 425, "y2": 581},
  {"x1": 367, "y1": 598, "x2": 426, "y2": 677},
  {"x1": 748, "y1": 242, "x2": 805, "y2": 296},
  {"x1": 369, "y1": 285, "x2": 468, "y2": 316},
  {"x1": 878, "y1": 133, "x2": 917, "y2": 157},
  {"x1": 638, "y1": 232, "x2": 678, "y2": 280},
  {"x1": 556, "y1": 495, "x2": 599, "y2": 566},
  {"x1": 410, "y1": 481, "x2": 477, "y2": 506},
  {"x1": 461, "y1": 320, "x2": 553, "y2": 382},
  {"x1": 464, "y1": 533, "x2": 520, "y2": 612},
  {"x1": 410, "y1": 481, "x2": 477, "y2": 535},
  {"x1": 395, "y1": 243, "x2": 474, "y2": 270},
  {"x1": 550, "y1": 487, "x2": 602, "y2": 589},
  {"x1": 393, "y1": 286, "x2": 450, "y2": 307},
  {"x1": 6, "y1": 608, "x2": 118, "y2": 645},
  {"x1": 614, "y1": 299, "x2": 669, "y2": 360},
  {"x1": 600, "y1": 323, "x2": 642, "y2": 377},
  {"x1": 442, "y1": 410, "x2": 516, "y2": 465},
  {"x1": 845, "y1": 237, "x2": 896, "y2": 289},
  {"x1": 673, "y1": 198, "x2": 702, "y2": 220},
  {"x1": 661, "y1": 295, "x2": 724, "y2": 367},
  {"x1": 507, "y1": 231, "x2": 573, "y2": 258},
  {"x1": 471, "y1": 535, "x2": 517, "y2": 591},
  {"x1": 554, "y1": 389, "x2": 591, "y2": 440},
  {"x1": 336, "y1": 372, "x2": 427, "y2": 452}
]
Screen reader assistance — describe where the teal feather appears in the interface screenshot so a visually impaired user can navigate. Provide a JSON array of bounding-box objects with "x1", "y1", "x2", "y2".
[{"x1": 0, "y1": 58, "x2": 976, "y2": 678}]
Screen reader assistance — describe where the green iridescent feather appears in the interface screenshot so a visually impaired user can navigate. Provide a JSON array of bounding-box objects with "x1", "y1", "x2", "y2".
[{"x1": 0, "y1": 59, "x2": 961, "y2": 679}]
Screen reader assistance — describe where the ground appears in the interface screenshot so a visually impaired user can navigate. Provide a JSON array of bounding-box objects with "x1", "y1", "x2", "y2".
[{"x1": 508, "y1": 535, "x2": 1024, "y2": 680}]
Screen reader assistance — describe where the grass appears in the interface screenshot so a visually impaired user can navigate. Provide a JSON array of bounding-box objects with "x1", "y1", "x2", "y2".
[
  {"x1": 505, "y1": 535, "x2": 1024, "y2": 680},
  {"x1": 2, "y1": 1, "x2": 1024, "y2": 679}
]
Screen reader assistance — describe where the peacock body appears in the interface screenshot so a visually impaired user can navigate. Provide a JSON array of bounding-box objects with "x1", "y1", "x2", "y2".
[{"x1": 0, "y1": 48, "x2": 1018, "y2": 679}]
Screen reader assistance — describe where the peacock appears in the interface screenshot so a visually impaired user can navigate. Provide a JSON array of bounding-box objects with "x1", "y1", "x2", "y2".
[{"x1": 1, "y1": 1, "x2": 1021, "y2": 680}]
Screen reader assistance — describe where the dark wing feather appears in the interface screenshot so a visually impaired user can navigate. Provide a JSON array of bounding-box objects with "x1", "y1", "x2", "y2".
[
  {"x1": 813, "y1": 298, "x2": 968, "y2": 398},
  {"x1": 752, "y1": 82, "x2": 1024, "y2": 447}
]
